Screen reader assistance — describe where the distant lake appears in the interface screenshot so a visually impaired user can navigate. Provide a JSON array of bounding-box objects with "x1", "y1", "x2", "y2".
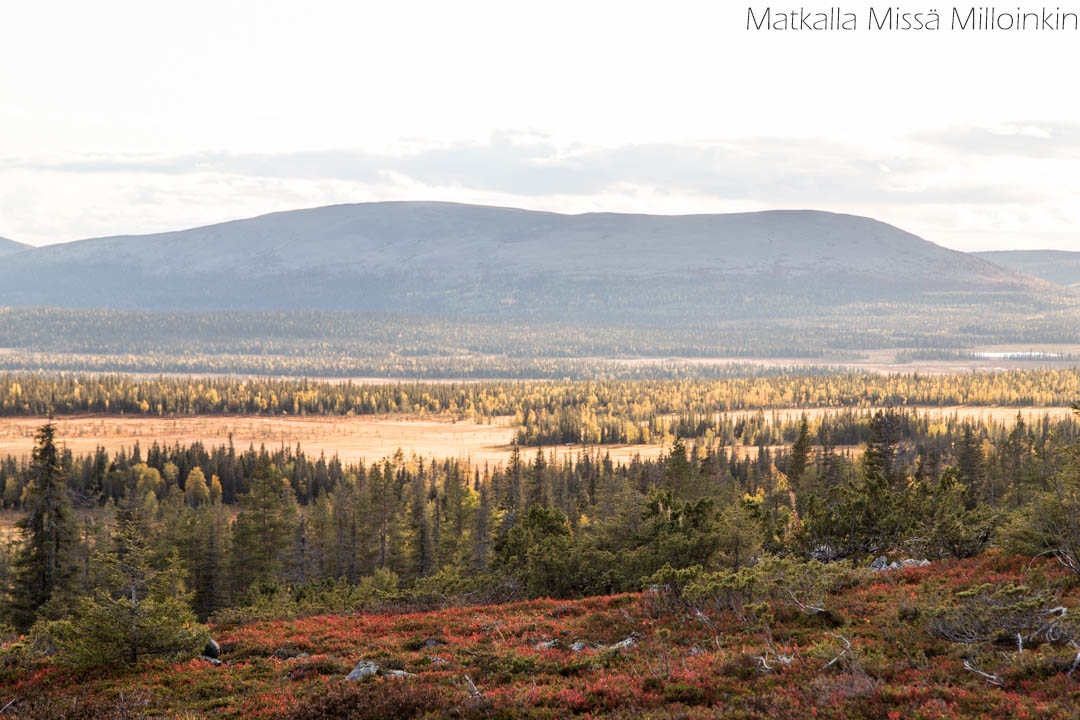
[{"x1": 972, "y1": 352, "x2": 1064, "y2": 359}]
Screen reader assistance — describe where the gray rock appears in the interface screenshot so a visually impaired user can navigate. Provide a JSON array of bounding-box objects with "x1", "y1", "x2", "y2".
[
  {"x1": 202, "y1": 639, "x2": 220, "y2": 659},
  {"x1": 536, "y1": 639, "x2": 559, "y2": 650},
  {"x1": 688, "y1": 647, "x2": 705, "y2": 657},
  {"x1": 611, "y1": 635, "x2": 638, "y2": 650},
  {"x1": 383, "y1": 669, "x2": 414, "y2": 678},
  {"x1": 198, "y1": 655, "x2": 223, "y2": 667},
  {"x1": 422, "y1": 638, "x2": 447, "y2": 648},
  {"x1": 870, "y1": 556, "x2": 888, "y2": 571},
  {"x1": 347, "y1": 660, "x2": 380, "y2": 681},
  {"x1": 570, "y1": 641, "x2": 587, "y2": 652},
  {"x1": 429, "y1": 655, "x2": 448, "y2": 665},
  {"x1": 811, "y1": 545, "x2": 841, "y2": 562},
  {"x1": 902, "y1": 558, "x2": 931, "y2": 567},
  {"x1": 272, "y1": 646, "x2": 305, "y2": 660},
  {"x1": 888, "y1": 561, "x2": 903, "y2": 570}
]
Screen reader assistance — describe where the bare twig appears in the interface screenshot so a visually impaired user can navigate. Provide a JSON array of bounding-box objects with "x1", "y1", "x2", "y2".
[
  {"x1": 464, "y1": 674, "x2": 481, "y2": 697},
  {"x1": 963, "y1": 660, "x2": 1004, "y2": 687},
  {"x1": 787, "y1": 588, "x2": 824, "y2": 614},
  {"x1": 0, "y1": 698, "x2": 16, "y2": 715},
  {"x1": 821, "y1": 633, "x2": 852, "y2": 671}
]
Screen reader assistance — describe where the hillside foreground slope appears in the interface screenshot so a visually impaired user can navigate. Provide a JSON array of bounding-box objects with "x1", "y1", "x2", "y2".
[{"x1": 4, "y1": 553, "x2": 1078, "y2": 719}]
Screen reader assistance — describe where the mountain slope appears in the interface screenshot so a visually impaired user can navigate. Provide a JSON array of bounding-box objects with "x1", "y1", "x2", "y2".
[
  {"x1": 975, "y1": 250, "x2": 1080, "y2": 288},
  {"x1": 0, "y1": 237, "x2": 28, "y2": 256},
  {"x1": 0, "y1": 202, "x2": 1061, "y2": 319}
]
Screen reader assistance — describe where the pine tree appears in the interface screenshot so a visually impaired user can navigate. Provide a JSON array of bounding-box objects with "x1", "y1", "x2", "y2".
[
  {"x1": 714, "y1": 501, "x2": 764, "y2": 571},
  {"x1": 8, "y1": 422, "x2": 77, "y2": 631}
]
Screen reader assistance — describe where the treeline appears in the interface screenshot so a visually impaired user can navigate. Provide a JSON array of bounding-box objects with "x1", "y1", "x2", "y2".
[
  {"x1": 516, "y1": 406, "x2": 1080, "y2": 448},
  {"x1": 4, "y1": 369, "x2": 1080, "y2": 421},
  {"x1": 3, "y1": 408, "x2": 1077, "y2": 513},
  {"x1": 896, "y1": 348, "x2": 1080, "y2": 363},
  {"x1": 5, "y1": 405, "x2": 1080, "y2": 667},
  {"x1": 0, "y1": 352, "x2": 841, "y2": 382}
]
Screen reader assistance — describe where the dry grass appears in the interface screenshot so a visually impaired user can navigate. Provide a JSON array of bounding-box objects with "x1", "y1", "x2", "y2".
[
  {"x1": 0, "y1": 405, "x2": 1064, "y2": 467},
  {"x1": 0, "y1": 414, "x2": 670, "y2": 465}
]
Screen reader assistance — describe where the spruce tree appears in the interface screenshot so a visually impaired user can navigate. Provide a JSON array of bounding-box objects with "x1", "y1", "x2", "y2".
[
  {"x1": 956, "y1": 425, "x2": 987, "y2": 507},
  {"x1": 8, "y1": 422, "x2": 77, "y2": 631},
  {"x1": 787, "y1": 416, "x2": 812, "y2": 494},
  {"x1": 230, "y1": 456, "x2": 297, "y2": 593},
  {"x1": 663, "y1": 439, "x2": 693, "y2": 501},
  {"x1": 54, "y1": 505, "x2": 207, "y2": 667}
]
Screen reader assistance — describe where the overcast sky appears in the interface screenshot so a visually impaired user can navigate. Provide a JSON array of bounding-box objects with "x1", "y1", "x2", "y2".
[{"x1": 2, "y1": 1, "x2": 1079, "y2": 250}]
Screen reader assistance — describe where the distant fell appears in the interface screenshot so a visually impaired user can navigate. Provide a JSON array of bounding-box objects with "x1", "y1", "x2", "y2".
[
  {"x1": 975, "y1": 250, "x2": 1080, "y2": 288},
  {"x1": 0, "y1": 237, "x2": 28, "y2": 256},
  {"x1": 0, "y1": 202, "x2": 1063, "y2": 320}
]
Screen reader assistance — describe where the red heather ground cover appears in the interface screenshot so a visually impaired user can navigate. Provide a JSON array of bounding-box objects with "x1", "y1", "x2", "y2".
[{"x1": 3, "y1": 554, "x2": 1080, "y2": 719}]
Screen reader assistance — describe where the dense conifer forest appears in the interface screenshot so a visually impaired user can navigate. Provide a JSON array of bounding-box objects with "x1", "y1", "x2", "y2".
[
  {"x1": 0, "y1": 407, "x2": 1078, "y2": 621},
  {"x1": 5, "y1": 306, "x2": 1080, "y2": 379}
]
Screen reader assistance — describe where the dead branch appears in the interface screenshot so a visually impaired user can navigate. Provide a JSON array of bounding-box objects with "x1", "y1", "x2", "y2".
[
  {"x1": 821, "y1": 633, "x2": 852, "y2": 671},
  {"x1": 963, "y1": 659, "x2": 1004, "y2": 687}
]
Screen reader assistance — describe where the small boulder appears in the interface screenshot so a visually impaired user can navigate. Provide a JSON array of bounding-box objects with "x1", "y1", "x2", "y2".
[
  {"x1": 383, "y1": 669, "x2": 414, "y2": 678},
  {"x1": 570, "y1": 641, "x2": 587, "y2": 652},
  {"x1": 429, "y1": 655, "x2": 448, "y2": 665},
  {"x1": 422, "y1": 638, "x2": 447, "y2": 648},
  {"x1": 347, "y1": 660, "x2": 380, "y2": 681},
  {"x1": 611, "y1": 635, "x2": 638, "y2": 650},
  {"x1": 688, "y1": 646, "x2": 705, "y2": 657},
  {"x1": 870, "y1": 556, "x2": 888, "y2": 571},
  {"x1": 198, "y1": 655, "x2": 223, "y2": 667},
  {"x1": 902, "y1": 558, "x2": 931, "y2": 567},
  {"x1": 272, "y1": 645, "x2": 305, "y2": 660},
  {"x1": 811, "y1": 545, "x2": 840, "y2": 562},
  {"x1": 887, "y1": 561, "x2": 903, "y2": 571},
  {"x1": 202, "y1": 639, "x2": 220, "y2": 659},
  {"x1": 536, "y1": 638, "x2": 559, "y2": 650}
]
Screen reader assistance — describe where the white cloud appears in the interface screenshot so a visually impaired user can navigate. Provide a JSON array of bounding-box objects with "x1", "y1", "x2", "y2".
[{"x1": 1, "y1": 1, "x2": 1079, "y2": 250}]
